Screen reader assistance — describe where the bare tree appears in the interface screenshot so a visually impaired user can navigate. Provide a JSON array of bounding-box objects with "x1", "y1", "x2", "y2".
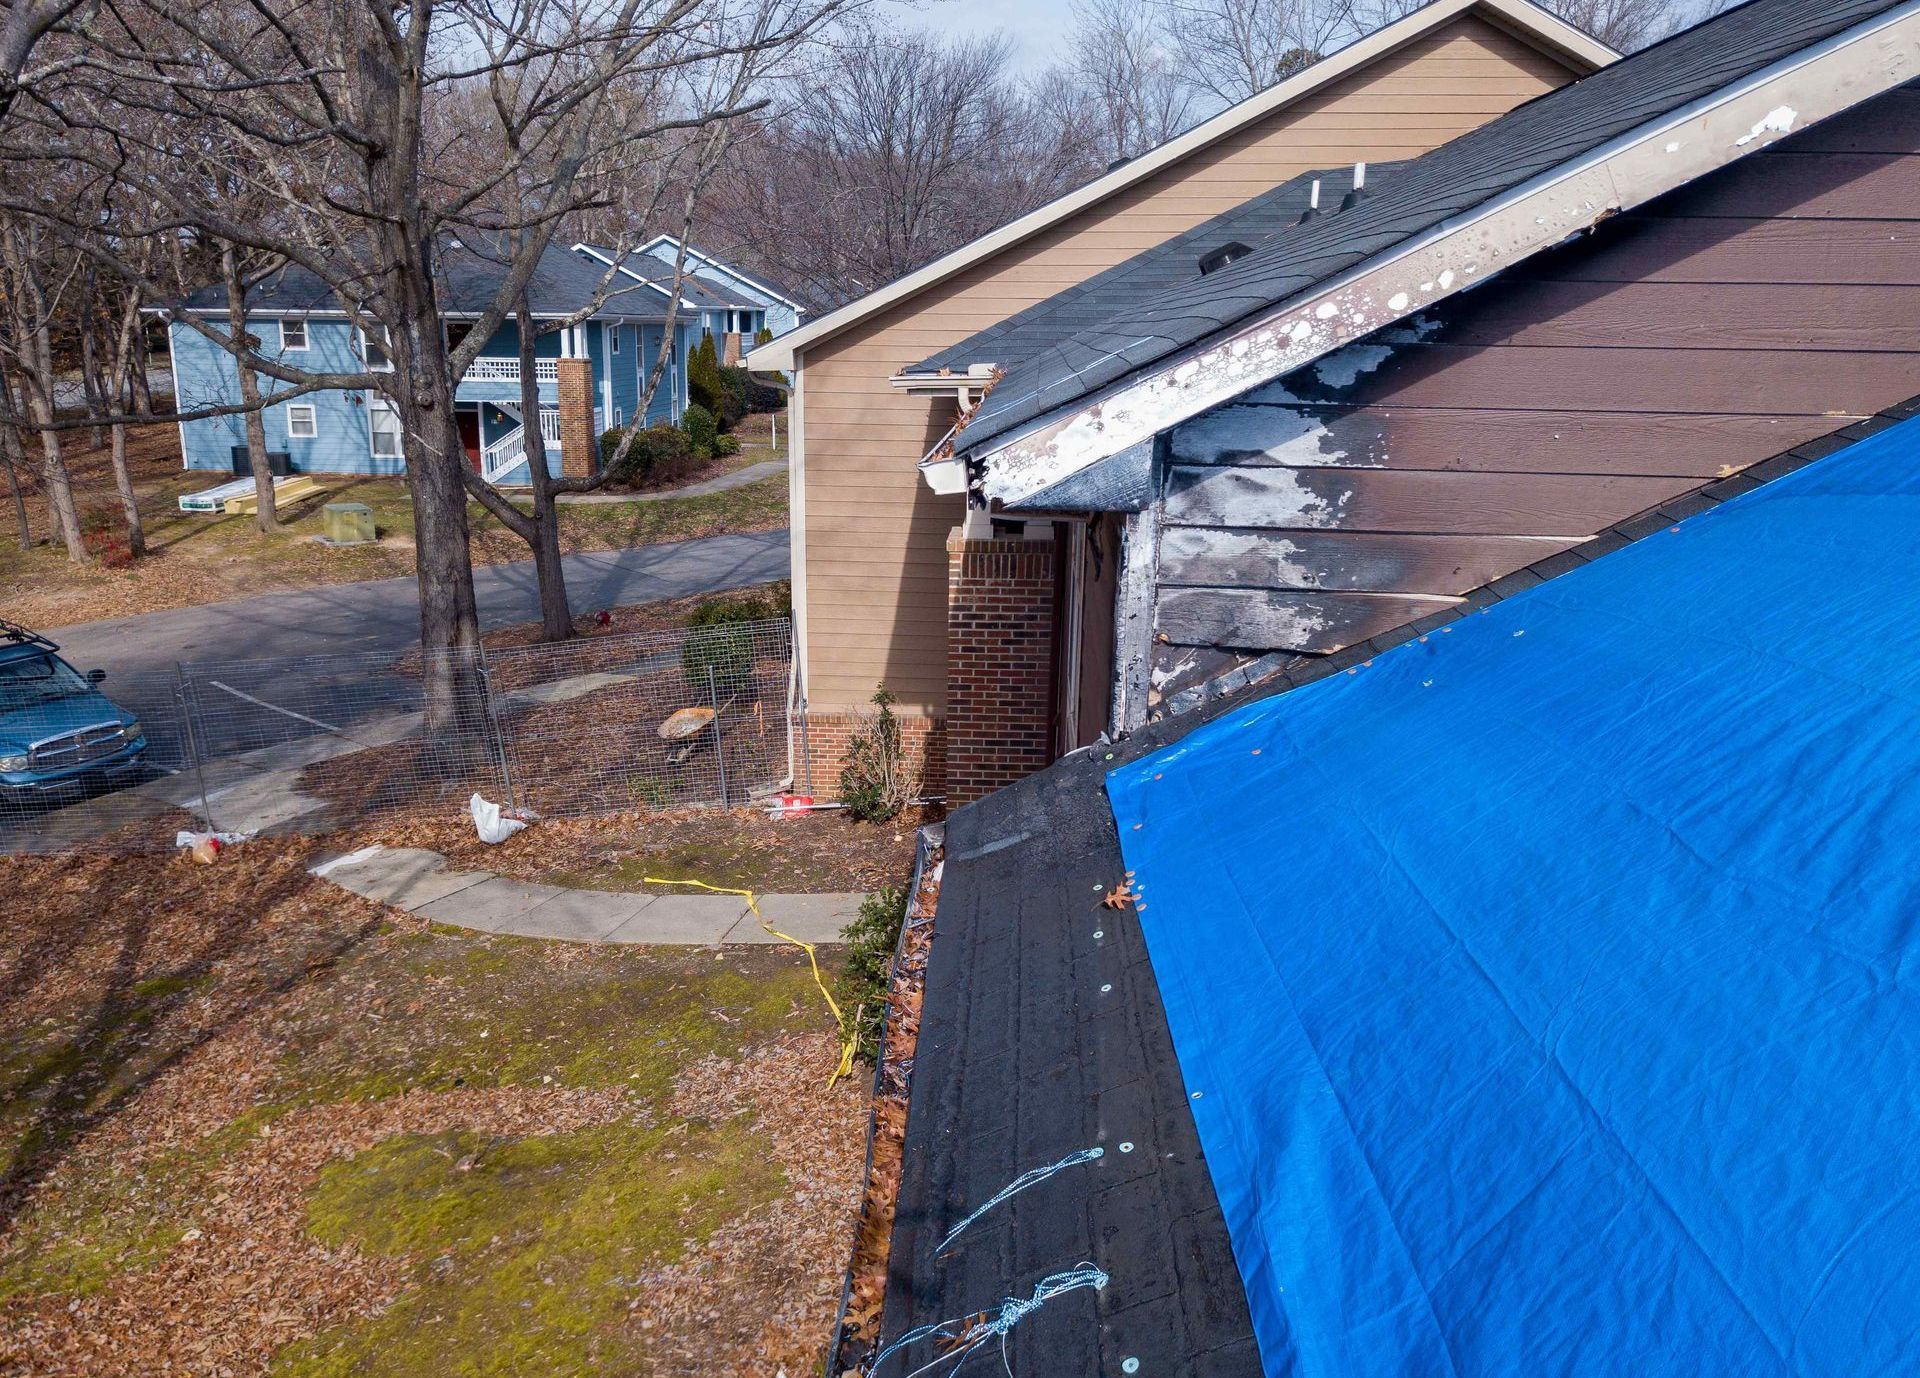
[
  {"x1": 5, "y1": 0, "x2": 852, "y2": 722},
  {"x1": 1155, "y1": 0, "x2": 1347, "y2": 107},
  {"x1": 0, "y1": 0, "x2": 90, "y2": 123},
  {"x1": 1342, "y1": 0, "x2": 1729, "y2": 50},
  {"x1": 705, "y1": 26, "x2": 1103, "y2": 308},
  {"x1": 99, "y1": 236, "x2": 164, "y2": 557},
  {"x1": 0, "y1": 372, "x2": 30, "y2": 550},
  {"x1": 1069, "y1": 0, "x2": 1193, "y2": 164},
  {"x1": 0, "y1": 210, "x2": 83, "y2": 560}
]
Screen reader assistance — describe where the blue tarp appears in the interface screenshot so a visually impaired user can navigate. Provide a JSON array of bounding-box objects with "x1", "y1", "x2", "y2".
[{"x1": 1107, "y1": 417, "x2": 1920, "y2": 1377}]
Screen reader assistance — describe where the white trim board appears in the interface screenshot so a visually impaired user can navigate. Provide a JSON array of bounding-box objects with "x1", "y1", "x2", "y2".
[
  {"x1": 968, "y1": 0, "x2": 1920, "y2": 506},
  {"x1": 747, "y1": 0, "x2": 1615, "y2": 373},
  {"x1": 638, "y1": 234, "x2": 809, "y2": 315}
]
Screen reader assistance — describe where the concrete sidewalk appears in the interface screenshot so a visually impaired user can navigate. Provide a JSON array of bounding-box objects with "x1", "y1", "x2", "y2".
[
  {"x1": 310, "y1": 844, "x2": 859, "y2": 946},
  {"x1": 556, "y1": 459, "x2": 786, "y2": 504}
]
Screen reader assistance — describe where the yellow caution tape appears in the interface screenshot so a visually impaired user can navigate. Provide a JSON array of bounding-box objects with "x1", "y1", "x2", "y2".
[{"x1": 643, "y1": 876, "x2": 858, "y2": 1086}]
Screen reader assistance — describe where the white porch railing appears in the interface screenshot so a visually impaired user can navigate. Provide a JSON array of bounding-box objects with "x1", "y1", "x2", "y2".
[
  {"x1": 461, "y1": 357, "x2": 560, "y2": 386},
  {"x1": 479, "y1": 407, "x2": 567, "y2": 485}
]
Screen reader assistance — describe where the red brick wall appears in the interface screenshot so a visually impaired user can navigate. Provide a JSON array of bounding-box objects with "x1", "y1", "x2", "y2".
[
  {"x1": 556, "y1": 358, "x2": 595, "y2": 479},
  {"x1": 796, "y1": 711, "x2": 945, "y2": 799},
  {"x1": 945, "y1": 532, "x2": 1057, "y2": 804}
]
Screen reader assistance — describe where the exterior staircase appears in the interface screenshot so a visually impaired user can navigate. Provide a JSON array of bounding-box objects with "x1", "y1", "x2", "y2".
[{"x1": 480, "y1": 407, "x2": 565, "y2": 485}]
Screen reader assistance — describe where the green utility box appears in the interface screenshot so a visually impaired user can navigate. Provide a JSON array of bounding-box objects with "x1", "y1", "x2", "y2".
[{"x1": 321, "y1": 501, "x2": 376, "y2": 545}]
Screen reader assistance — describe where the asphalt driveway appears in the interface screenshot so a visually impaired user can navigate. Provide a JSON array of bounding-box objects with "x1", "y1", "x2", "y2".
[{"x1": 46, "y1": 528, "x2": 789, "y2": 674}]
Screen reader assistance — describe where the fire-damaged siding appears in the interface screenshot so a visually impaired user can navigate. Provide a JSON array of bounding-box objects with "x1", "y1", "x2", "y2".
[{"x1": 1147, "y1": 82, "x2": 1920, "y2": 709}]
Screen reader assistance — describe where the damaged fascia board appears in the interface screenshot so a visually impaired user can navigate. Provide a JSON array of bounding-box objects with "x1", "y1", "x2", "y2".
[{"x1": 969, "y1": 2, "x2": 1920, "y2": 508}]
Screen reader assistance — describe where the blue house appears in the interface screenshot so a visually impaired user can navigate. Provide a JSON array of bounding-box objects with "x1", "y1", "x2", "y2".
[
  {"x1": 166, "y1": 242, "x2": 704, "y2": 486},
  {"x1": 629, "y1": 235, "x2": 808, "y2": 345}
]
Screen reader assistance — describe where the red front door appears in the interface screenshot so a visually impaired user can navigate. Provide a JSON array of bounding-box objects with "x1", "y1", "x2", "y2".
[{"x1": 458, "y1": 408, "x2": 482, "y2": 470}]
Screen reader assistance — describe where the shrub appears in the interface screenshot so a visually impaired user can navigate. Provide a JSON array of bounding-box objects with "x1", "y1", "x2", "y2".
[
  {"x1": 753, "y1": 326, "x2": 774, "y2": 348},
  {"x1": 714, "y1": 433, "x2": 741, "y2": 458},
  {"x1": 839, "y1": 685, "x2": 916, "y2": 823},
  {"x1": 690, "y1": 581, "x2": 788, "y2": 624},
  {"x1": 681, "y1": 403, "x2": 717, "y2": 460},
  {"x1": 836, "y1": 885, "x2": 908, "y2": 1063},
  {"x1": 734, "y1": 367, "x2": 784, "y2": 414},
  {"x1": 680, "y1": 619, "x2": 754, "y2": 696},
  {"x1": 715, "y1": 367, "x2": 749, "y2": 431},
  {"x1": 78, "y1": 504, "x2": 119, "y2": 537},
  {"x1": 95, "y1": 536, "x2": 136, "y2": 569},
  {"x1": 687, "y1": 332, "x2": 725, "y2": 416},
  {"x1": 603, "y1": 422, "x2": 692, "y2": 487}
]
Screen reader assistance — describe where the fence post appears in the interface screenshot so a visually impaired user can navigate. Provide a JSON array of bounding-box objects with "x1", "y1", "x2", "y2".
[
  {"x1": 475, "y1": 641, "x2": 517, "y2": 812},
  {"x1": 176, "y1": 662, "x2": 214, "y2": 833},
  {"x1": 707, "y1": 664, "x2": 728, "y2": 807}
]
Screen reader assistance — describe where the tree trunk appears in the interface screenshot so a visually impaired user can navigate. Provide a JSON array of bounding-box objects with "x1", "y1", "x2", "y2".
[
  {"x1": 221, "y1": 245, "x2": 276, "y2": 531},
  {"x1": 354, "y1": 11, "x2": 482, "y2": 740},
  {"x1": 108, "y1": 286, "x2": 146, "y2": 556},
  {"x1": 0, "y1": 410, "x2": 30, "y2": 551},
  {"x1": 107, "y1": 421, "x2": 142, "y2": 558},
  {"x1": 0, "y1": 221, "x2": 83, "y2": 561},
  {"x1": 26, "y1": 369, "x2": 80, "y2": 562},
  {"x1": 79, "y1": 268, "x2": 107, "y2": 448},
  {"x1": 131, "y1": 346, "x2": 153, "y2": 417},
  {"x1": 517, "y1": 306, "x2": 573, "y2": 642},
  {"x1": 390, "y1": 277, "x2": 484, "y2": 738}
]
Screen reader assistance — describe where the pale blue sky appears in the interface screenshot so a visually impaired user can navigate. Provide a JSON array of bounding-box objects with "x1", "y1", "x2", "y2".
[{"x1": 878, "y1": 0, "x2": 1079, "y2": 72}]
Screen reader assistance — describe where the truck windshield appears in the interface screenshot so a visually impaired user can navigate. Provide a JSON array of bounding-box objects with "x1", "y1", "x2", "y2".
[{"x1": 0, "y1": 653, "x2": 93, "y2": 709}]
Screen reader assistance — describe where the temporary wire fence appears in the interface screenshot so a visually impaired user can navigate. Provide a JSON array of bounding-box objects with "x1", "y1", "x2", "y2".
[{"x1": 0, "y1": 618, "x2": 793, "y2": 855}]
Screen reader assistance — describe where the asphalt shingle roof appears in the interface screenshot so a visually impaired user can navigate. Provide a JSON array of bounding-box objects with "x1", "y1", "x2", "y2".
[
  {"x1": 910, "y1": 164, "x2": 1405, "y2": 380},
  {"x1": 182, "y1": 240, "x2": 675, "y2": 320},
  {"x1": 584, "y1": 243, "x2": 763, "y2": 312},
  {"x1": 954, "y1": 0, "x2": 1906, "y2": 458}
]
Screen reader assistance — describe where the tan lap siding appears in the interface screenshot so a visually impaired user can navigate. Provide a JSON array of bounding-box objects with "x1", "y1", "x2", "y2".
[{"x1": 797, "y1": 12, "x2": 1580, "y2": 716}]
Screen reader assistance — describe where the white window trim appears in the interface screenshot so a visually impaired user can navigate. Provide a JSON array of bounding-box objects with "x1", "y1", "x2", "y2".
[
  {"x1": 358, "y1": 324, "x2": 394, "y2": 372},
  {"x1": 367, "y1": 399, "x2": 403, "y2": 459},
  {"x1": 285, "y1": 403, "x2": 318, "y2": 439},
  {"x1": 280, "y1": 319, "x2": 309, "y2": 351}
]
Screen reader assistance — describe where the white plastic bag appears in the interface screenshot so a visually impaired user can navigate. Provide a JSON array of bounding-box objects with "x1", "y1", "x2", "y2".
[{"x1": 469, "y1": 793, "x2": 529, "y2": 844}]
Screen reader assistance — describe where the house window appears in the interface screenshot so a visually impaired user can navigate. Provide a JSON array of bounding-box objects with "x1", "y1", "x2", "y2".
[
  {"x1": 611, "y1": 328, "x2": 621, "y2": 355},
  {"x1": 614, "y1": 407, "x2": 623, "y2": 426},
  {"x1": 368, "y1": 401, "x2": 403, "y2": 458},
  {"x1": 359, "y1": 323, "x2": 393, "y2": 371},
  {"x1": 280, "y1": 319, "x2": 309, "y2": 351},
  {"x1": 286, "y1": 404, "x2": 318, "y2": 439}
]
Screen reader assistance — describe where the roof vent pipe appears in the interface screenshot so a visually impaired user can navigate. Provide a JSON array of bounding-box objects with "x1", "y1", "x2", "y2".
[
  {"x1": 1340, "y1": 161, "x2": 1369, "y2": 211},
  {"x1": 1107, "y1": 155, "x2": 1133, "y2": 173},
  {"x1": 1297, "y1": 178, "x2": 1323, "y2": 225}
]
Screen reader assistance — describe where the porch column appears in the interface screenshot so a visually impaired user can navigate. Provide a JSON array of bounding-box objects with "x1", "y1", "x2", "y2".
[
  {"x1": 556, "y1": 357, "x2": 595, "y2": 479},
  {"x1": 944, "y1": 522, "x2": 1059, "y2": 804}
]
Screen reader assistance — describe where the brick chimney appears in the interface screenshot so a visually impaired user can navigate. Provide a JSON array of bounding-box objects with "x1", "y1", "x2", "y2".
[
  {"x1": 556, "y1": 357, "x2": 595, "y2": 479},
  {"x1": 944, "y1": 522, "x2": 1059, "y2": 804}
]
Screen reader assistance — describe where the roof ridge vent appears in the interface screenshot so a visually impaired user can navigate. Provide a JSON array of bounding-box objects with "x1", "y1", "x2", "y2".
[{"x1": 1198, "y1": 241, "x2": 1253, "y2": 276}]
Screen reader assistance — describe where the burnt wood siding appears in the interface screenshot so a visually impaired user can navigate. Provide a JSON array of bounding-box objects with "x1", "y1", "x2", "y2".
[{"x1": 1151, "y1": 82, "x2": 1920, "y2": 689}]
